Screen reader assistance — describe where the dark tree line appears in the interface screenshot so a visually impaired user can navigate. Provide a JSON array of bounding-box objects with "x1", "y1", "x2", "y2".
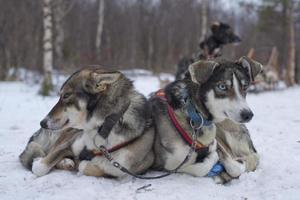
[{"x1": 0, "y1": 0, "x2": 299, "y2": 86}]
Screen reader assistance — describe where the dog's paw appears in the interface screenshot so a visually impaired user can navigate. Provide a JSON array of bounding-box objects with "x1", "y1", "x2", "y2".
[
  {"x1": 77, "y1": 160, "x2": 106, "y2": 177},
  {"x1": 209, "y1": 152, "x2": 219, "y2": 164},
  {"x1": 223, "y1": 159, "x2": 246, "y2": 178},
  {"x1": 56, "y1": 158, "x2": 75, "y2": 171},
  {"x1": 32, "y1": 157, "x2": 51, "y2": 177},
  {"x1": 77, "y1": 160, "x2": 89, "y2": 175},
  {"x1": 213, "y1": 175, "x2": 225, "y2": 184},
  {"x1": 213, "y1": 172, "x2": 233, "y2": 184}
]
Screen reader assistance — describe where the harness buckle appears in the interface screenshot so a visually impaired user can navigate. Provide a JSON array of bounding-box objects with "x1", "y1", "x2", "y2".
[
  {"x1": 99, "y1": 145, "x2": 113, "y2": 161},
  {"x1": 189, "y1": 114, "x2": 204, "y2": 131},
  {"x1": 113, "y1": 162, "x2": 121, "y2": 169}
]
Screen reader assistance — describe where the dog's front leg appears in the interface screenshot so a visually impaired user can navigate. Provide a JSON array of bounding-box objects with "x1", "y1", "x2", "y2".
[
  {"x1": 78, "y1": 161, "x2": 106, "y2": 177},
  {"x1": 222, "y1": 157, "x2": 246, "y2": 178},
  {"x1": 31, "y1": 128, "x2": 82, "y2": 176},
  {"x1": 19, "y1": 142, "x2": 46, "y2": 170},
  {"x1": 244, "y1": 153, "x2": 259, "y2": 172},
  {"x1": 55, "y1": 158, "x2": 76, "y2": 171},
  {"x1": 32, "y1": 149, "x2": 73, "y2": 176},
  {"x1": 179, "y1": 151, "x2": 219, "y2": 177}
]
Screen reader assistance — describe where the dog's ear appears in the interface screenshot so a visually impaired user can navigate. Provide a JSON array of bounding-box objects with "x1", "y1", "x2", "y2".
[
  {"x1": 188, "y1": 60, "x2": 218, "y2": 84},
  {"x1": 84, "y1": 70, "x2": 121, "y2": 94},
  {"x1": 211, "y1": 22, "x2": 220, "y2": 34},
  {"x1": 238, "y1": 56, "x2": 263, "y2": 81}
]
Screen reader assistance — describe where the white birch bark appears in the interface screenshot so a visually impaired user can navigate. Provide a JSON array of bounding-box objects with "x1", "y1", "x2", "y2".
[
  {"x1": 53, "y1": 1, "x2": 64, "y2": 68},
  {"x1": 96, "y1": 0, "x2": 105, "y2": 56},
  {"x1": 200, "y1": 0, "x2": 208, "y2": 42},
  {"x1": 267, "y1": 46, "x2": 279, "y2": 74},
  {"x1": 42, "y1": 0, "x2": 53, "y2": 95}
]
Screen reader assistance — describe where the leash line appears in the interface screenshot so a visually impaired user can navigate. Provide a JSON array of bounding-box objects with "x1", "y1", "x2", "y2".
[
  {"x1": 90, "y1": 89, "x2": 223, "y2": 179},
  {"x1": 94, "y1": 127, "x2": 198, "y2": 180}
]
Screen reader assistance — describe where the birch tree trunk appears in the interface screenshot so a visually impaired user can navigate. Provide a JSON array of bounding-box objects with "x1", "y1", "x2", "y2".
[
  {"x1": 0, "y1": 41, "x2": 8, "y2": 80},
  {"x1": 95, "y1": 0, "x2": 105, "y2": 57},
  {"x1": 53, "y1": 0, "x2": 74, "y2": 68},
  {"x1": 285, "y1": 0, "x2": 296, "y2": 86},
  {"x1": 41, "y1": 0, "x2": 54, "y2": 96},
  {"x1": 267, "y1": 46, "x2": 279, "y2": 73},
  {"x1": 53, "y1": 1, "x2": 64, "y2": 68},
  {"x1": 200, "y1": 0, "x2": 208, "y2": 42},
  {"x1": 147, "y1": 28, "x2": 154, "y2": 69},
  {"x1": 247, "y1": 48, "x2": 254, "y2": 59}
]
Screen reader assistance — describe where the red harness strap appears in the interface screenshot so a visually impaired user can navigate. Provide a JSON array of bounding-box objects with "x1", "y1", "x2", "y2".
[
  {"x1": 155, "y1": 89, "x2": 207, "y2": 150},
  {"x1": 92, "y1": 136, "x2": 139, "y2": 156}
]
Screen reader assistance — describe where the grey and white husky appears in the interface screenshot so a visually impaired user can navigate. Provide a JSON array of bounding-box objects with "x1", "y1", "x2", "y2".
[
  {"x1": 19, "y1": 68, "x2": 155, "y2": 178},
  {"x1": 150, "y1": 56, "x2": 262, "y2": 180}
]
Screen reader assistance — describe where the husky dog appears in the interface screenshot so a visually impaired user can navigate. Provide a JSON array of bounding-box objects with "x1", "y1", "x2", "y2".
[
  {"x1": 198, "y1": 22, "x2": 241, "y2": 59},
  {"x1": 151, "y1": 56, "x2": 261, "y2": 179},
  {"x1": 19, "y1": 68, "x2": 155, "y2": 178},
  {"x1": 175, "y1": 22, "x2": 241, "y2": 80},
  {"x1": 213, "y1": 57, "x2": 262, "y2": 182}
]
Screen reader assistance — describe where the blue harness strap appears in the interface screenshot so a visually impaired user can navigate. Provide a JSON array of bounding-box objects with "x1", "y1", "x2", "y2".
[
  {"x1": 175, "y1": 91, "x2": 224, "y2": 177},
  {"x1": 207, "y1": 162, "x2": 225, "y2": 177},
  {"x1": 185, "y1": 99, "x2": 212, "y2": 128},
  {"x1": 184, "y1": 100, "x2": 224, "y2": 176}
]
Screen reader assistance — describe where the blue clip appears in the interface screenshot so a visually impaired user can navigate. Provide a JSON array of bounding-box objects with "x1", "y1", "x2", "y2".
[
  {"x1": 186, "y1": 99, "x2": 212, "y2": 129},
  {"x1": 207, "y1": 162, "x2": 224, "y2": 177}
]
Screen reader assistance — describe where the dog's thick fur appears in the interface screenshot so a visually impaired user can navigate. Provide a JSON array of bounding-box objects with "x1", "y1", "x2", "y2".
[
  {"x1": 216, "y1": 120, "x2": 259, "y2": 181},
  {"x1": 19, "y1": 68, "x2": 155, "y2": 178},
  {"x1": 150, "y1": 80, "x2": 218, "y2": 177},
  {"x1": 175, "y1": 22, "x2": 241, "y2": 80},
  {"x1": 151, "y1": 57, "x2": 261, "y2": 180},
  {"x1": 19, "y1": 128, "x2": 82, "y2": 173}
]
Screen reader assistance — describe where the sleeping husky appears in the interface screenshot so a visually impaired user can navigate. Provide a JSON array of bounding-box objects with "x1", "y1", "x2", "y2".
[
  {"x1": 19, "y1": 68, "x2": 155, "y2": 178},
  {"x1": 151, "y1": 56, "x2": 261, "y2": 180}
]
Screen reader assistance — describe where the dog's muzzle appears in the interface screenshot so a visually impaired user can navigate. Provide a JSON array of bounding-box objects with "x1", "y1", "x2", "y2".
[
  {"x1": 240, "y1": 109, "x2": 254, "y2": 123},
  {"x1": 40, "y1": 118, "x2": 48, "y2": 129},
  {"x1": 40, "y1": 117, "x2": 69, "y2": 130}
]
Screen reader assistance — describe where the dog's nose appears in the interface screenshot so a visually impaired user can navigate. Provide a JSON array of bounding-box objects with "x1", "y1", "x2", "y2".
[
  {"x1": 240, "y1": 109, "x2": 254, "y2": 123},
  {"x1": 40, "y1": 119, "x2": 48, "y2": 129}
]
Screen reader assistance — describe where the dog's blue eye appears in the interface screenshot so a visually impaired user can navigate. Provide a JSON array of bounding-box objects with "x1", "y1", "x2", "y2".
[{"x1": 217, "y1": 83, "x2": 227, "y2": 91}]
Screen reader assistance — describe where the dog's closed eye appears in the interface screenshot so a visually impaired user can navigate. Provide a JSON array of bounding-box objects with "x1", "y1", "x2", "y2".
[{"x1": 62, "y1": 92, "x2": 73, "y2": 100}]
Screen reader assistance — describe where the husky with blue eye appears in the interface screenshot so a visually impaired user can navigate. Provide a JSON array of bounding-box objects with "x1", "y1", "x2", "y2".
[{"x1": 151, "y1": 56, "x2": 262, "y2": 182}]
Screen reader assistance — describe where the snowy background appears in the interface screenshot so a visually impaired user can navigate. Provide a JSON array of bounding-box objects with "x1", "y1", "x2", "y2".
[{"x1": 0, "y1": 72, "x2": 300, "y2": 200}]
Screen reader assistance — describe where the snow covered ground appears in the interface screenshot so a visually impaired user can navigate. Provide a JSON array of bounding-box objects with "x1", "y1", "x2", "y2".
[{"x1": 0, "y1": 75, "x2": 300, "y2": 200}]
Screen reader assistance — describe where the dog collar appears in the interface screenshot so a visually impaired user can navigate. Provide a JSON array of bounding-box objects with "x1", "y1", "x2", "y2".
[
  {"x1": 155, "y1": 89, "x2": 210, "y2": 150},
  {"x1": 185, "y1": 99, "x2": 212, "y2": 129}
]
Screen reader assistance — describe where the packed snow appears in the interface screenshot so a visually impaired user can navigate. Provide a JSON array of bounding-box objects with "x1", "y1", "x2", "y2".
[{"x1": 0, "y1": 74, "x2": 300, "y2": 200}]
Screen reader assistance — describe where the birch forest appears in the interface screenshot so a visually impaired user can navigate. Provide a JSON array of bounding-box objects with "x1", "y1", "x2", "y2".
[{"x1": 0, "y1": 0, "x2": 300, "y2": 94}]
